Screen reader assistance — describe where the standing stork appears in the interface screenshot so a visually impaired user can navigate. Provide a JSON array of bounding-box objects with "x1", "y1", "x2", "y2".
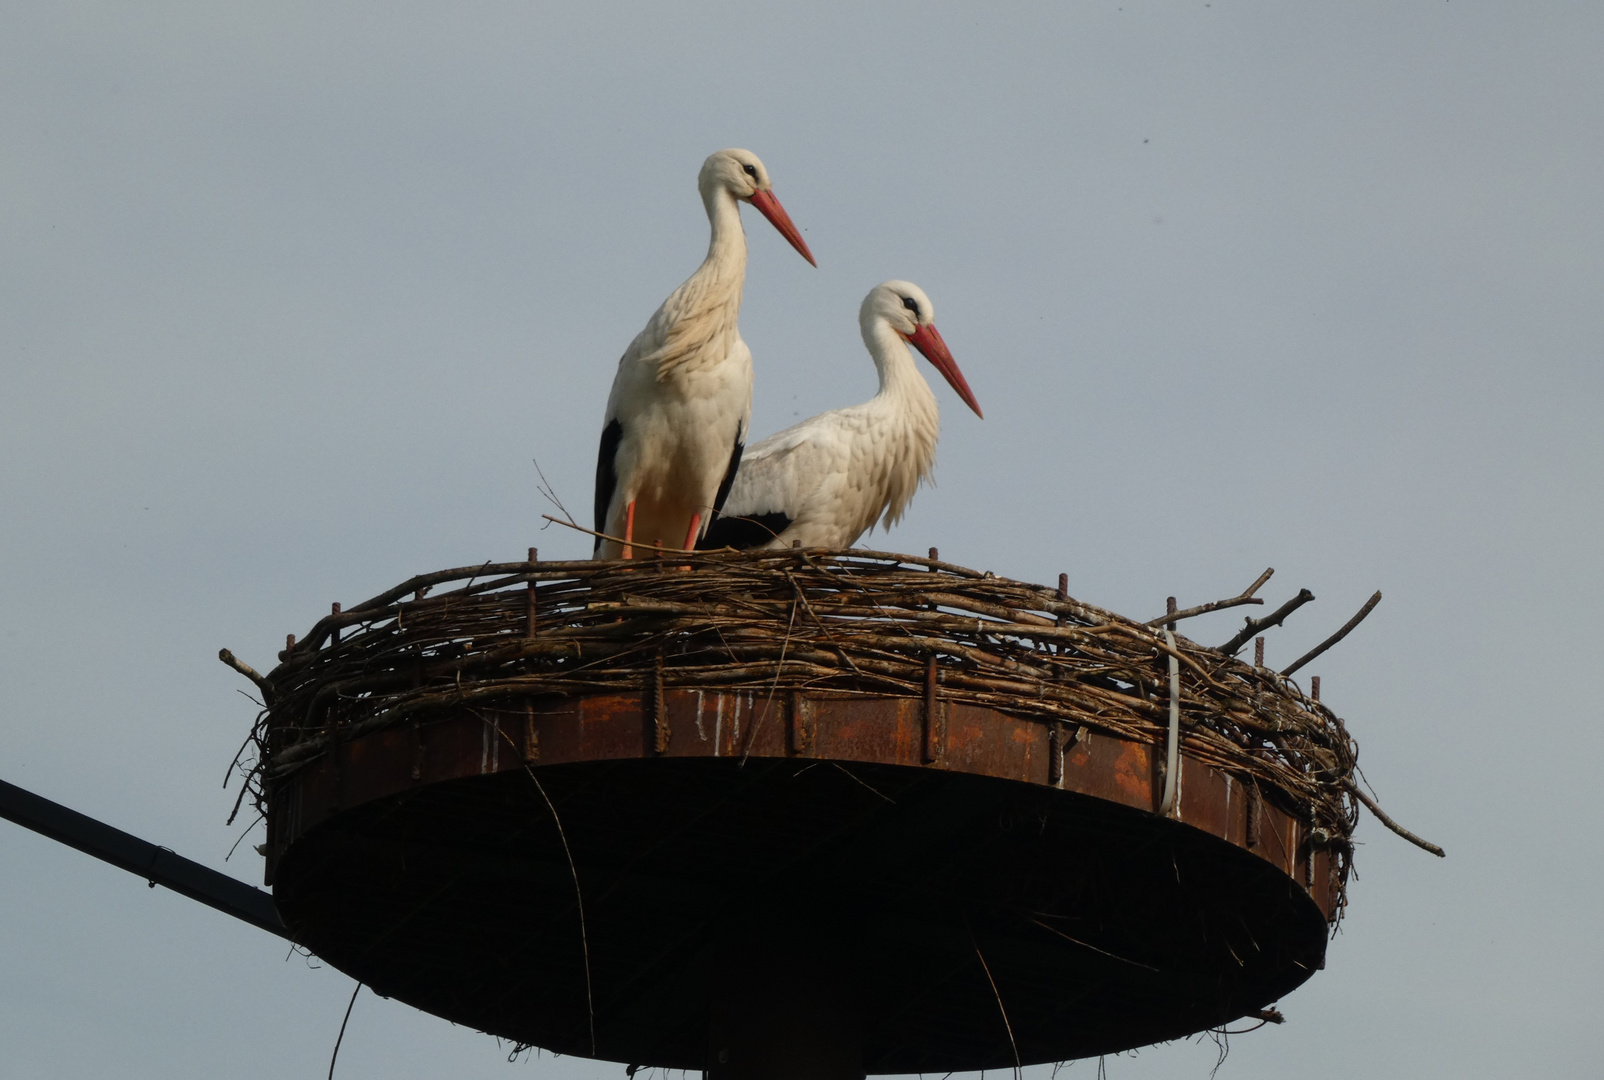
[
  {"x1": 593, "y1": 149, "x2": 815, "y2": 559},
  {"x1": 698, "y1": 280, "x2": 982, "y2": 551}
]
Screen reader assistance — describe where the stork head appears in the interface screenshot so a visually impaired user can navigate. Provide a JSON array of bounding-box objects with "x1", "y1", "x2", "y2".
[
  {"x1": 699, "y1": 149, "x2": 816, "y2": 266},
  {"x1": 863, "y1": 281, "x2": 984, "y2": 419}
]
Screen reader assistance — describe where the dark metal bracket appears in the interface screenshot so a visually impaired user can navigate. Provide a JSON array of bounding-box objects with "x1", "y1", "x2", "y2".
[{"x1": 0, "y1": 776, "x2": 289, "y2": 940}]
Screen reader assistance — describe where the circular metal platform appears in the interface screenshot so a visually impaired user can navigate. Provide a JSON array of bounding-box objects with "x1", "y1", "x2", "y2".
[{"x1": 267, "y1": 689, "x2": 1332, "y2": 1073}]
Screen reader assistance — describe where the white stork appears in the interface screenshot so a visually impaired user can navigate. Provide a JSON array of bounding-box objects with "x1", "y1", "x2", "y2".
[
  {"x1": 698, "y1": 280, "x2": 982, "y2": 551},
  {"x1": 593, "y1": 149, "x2": 815, "y2": 559}
]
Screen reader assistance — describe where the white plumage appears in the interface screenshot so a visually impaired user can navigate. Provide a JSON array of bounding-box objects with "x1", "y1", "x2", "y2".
[
  {"x1": 592, "y1": 149, "x2": 815, "y2": 560},
  {"x1": 699, "y1": 281, "x2": 982, "y2": 551}
]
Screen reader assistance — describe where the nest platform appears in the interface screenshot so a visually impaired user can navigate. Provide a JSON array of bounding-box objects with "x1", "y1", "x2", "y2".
[{"x1": 237, "y1": 549, "x2": 1361, "y2": 1074}]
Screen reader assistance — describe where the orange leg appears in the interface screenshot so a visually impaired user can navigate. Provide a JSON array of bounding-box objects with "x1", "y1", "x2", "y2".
[
  {"x1": 681, "y1": 511, "x2": 702, "y2": 552},
  {"x1": 621, "y1": 500, "x2": 636, "y2": 560}
]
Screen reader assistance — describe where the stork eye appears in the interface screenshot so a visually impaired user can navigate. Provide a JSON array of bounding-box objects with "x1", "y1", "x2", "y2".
[
  {"x1": 901, "y1": 296, "x2": 921, "y2": 316},
  {"x1": 742, "y1": 164, "x2": 758, "y2": 178}
]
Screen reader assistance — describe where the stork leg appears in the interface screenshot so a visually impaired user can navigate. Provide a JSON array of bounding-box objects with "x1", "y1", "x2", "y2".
[
  {"x1": 622, "y1": 500, "x2": 636, "y2": 560},
  {"x1": 681, "y1": 512, "x2": 702, "y2": 553}
]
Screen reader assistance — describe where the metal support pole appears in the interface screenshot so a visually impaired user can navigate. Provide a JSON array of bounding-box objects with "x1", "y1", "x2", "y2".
[{"x1": 0, "y1": 776, "x2": 289, "y2": 939}]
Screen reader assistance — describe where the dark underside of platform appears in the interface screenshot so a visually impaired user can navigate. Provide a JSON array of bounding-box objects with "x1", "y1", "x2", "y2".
[{"x1": 274, "y1": 758, "x2": 1325, "y2": 1072}]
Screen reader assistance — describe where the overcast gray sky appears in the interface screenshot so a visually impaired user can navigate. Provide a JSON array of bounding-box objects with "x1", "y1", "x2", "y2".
[{"x1": 2, "y1": 3, "x2": 1600, "y2": 1077}]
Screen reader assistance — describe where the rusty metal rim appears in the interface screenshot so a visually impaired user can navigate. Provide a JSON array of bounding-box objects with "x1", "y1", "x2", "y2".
[{"x1": 267, "y1": 689, "x2": 1334, "y2": 919}]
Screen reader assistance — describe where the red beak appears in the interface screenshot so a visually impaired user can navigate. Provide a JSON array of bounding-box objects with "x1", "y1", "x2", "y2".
[
  {"x1": 747, "y1": 188, "x2": 816, "y2": 266},
  {"x1": 905, "y1": 322, "x2": 983, "y2": 419}
]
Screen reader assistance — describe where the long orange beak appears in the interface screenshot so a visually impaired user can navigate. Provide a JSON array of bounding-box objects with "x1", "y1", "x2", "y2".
[
  {"x1": 905, "y1": 322, "x2": 983, "y2": 419},
  {"x1": 748, "y1": 188, "x2": 816, "y2": 266}
]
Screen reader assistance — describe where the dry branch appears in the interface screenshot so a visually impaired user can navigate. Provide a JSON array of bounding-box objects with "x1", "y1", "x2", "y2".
[
  {"x1": 1145, "y1": 567, "x2": 1274, "y2": 627},
  {"x1": 1344, "y1": 779, "x2": 1445, "y2": 857},
  {"x1": 218, "y1": 648, "x2": 274, "y2": 704},
  {"x1": 1217, "y1": 588, "x2": 1317, "y2": 656},
  {"x1": 1282, "y1": 591, "x2": 1382, "y2": 677}
]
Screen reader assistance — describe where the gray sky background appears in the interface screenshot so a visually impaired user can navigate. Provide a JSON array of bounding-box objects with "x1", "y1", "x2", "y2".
[{"x1": 2, "y1": 3, "x2": 1600, "y2": 1077}]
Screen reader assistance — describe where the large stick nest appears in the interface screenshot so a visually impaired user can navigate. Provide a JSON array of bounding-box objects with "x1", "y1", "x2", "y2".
[{"x1": 232, "y1": 548, "x2": 1363, "y2": 914}]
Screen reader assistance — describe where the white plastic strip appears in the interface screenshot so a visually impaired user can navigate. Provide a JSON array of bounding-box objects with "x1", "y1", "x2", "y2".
[{"x1": 1158, "y1": 629, "x2": 1180, "y2": 816}]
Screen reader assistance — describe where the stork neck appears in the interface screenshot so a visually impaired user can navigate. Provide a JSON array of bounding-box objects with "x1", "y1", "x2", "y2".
[
  {"x1": 865, "y1": 319, "x2": 937, "y2": 409},
  {"x1": 698, "y1": 183, "x2": 749, "y2": 291}
]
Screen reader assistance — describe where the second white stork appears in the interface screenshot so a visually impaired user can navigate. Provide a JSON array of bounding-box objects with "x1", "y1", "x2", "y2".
[
  {"x1": 699, "y1": 280, "x2": 982, "y2": 551},
  {"x1": 593, "y1": 149, "x2": 815, "y2": 559}
]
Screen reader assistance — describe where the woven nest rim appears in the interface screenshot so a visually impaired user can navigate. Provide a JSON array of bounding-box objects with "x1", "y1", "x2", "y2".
[{"x1": 229, "y1": 546, "x2": 1365, "y2": 917}]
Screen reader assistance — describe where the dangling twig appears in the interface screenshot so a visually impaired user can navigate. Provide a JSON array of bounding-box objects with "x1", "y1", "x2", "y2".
[
  {"x1": 968, "y1": 922, "x2": 1021, "y2": 1079},
  {"x1": 1344, "y1": 779, "x2": 1445, "y2": 856},
  {"x1": 522, "y1": 763, "x2": 597, "y2": 1053},
  {"x1": 327, "y1": 981, "x2": 361, "y2": 1080}
]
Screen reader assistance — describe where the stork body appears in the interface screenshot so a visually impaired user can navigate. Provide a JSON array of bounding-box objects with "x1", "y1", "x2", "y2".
[
  {"x1": 593, "y1": 150, "x2": 814, "y2": 559},
  {"x1": 700, "y1": 281, "x2": 982, "y2": 551}
]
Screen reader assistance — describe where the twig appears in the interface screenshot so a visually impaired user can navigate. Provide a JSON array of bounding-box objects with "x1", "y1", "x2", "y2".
[
  {"x1": 1217, "y1": 589, "x2": 1316, "y2": 656},
  {"x1": 740, "y1": 597, "x2": 798, "y2": 766},
  {"x1": 543, "y1": 513, "x2": 644, "y2": 552},
  {"x1": 328, "y1": 982, "x2": 361, "y2": 1080},
  {"x1": 218, "y1": 648, "x2": 274, "y2": 704},
  {"x1": 1028, "y1": 917, "x2": 1159, "y2": 972},
  {"x1": 830, "y1": 763, "x2": 895, "y2": 804},
  {"x1": 1281, "y1": 591, "x2": 1382, "y2": 677},
  {"x1": 1144, "y1": 567, "x2": 1273, "y2": 627},
  {"x1": 531, "y1": 457, "x2": 576, "y2": 527},
  {"x1": 224, "y1": 811, "x2": 264, "y2": 862},
  {"x1": 523, "y1": 765, "x2": 598, "y2": 1052},
  {"x1": 1240, "y1": 567, "x2": 1275, "y2": 600},
  {"x1": 969, "y1": 923, "x2": 1022, "y2": 1078},
  {"x1": 786, "y1": 571, "x2": 866, "y2": 677},
  {"x1": 1344, "y1": 779, "x2": 1445, "y2": 857}
]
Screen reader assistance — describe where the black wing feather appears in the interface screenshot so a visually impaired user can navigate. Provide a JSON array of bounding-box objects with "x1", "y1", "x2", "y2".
[
  {"x1": 593, "y1": 419, "x2": 623, "y2": 553},
  {"x1": 710, "y1": 423, "x2": 744, "y2": 516},
  {"x1": 698, "y1": 511, "x2": 793, "y2": 551}
]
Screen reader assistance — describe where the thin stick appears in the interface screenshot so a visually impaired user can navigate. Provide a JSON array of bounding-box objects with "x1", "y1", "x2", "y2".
[
  {"x1": 1144, "y1": 568, "x2": 1274, "y2": 627},
  {"x1": 224, "y1": 810, "x2": 265, "y2": 862},
  {"x1": 1345, "y1": 779, "x2": 1445, "y2": 857},
  {"x1": 523, "y1": 765, "x2": 597, "y2": 1051},
  {"x1": 830, "y1": 762, "x2": 895, "y2": 803},
  {"x1": 740, "y1": 597, "x2": 798, "y2": 766},
  {"x1": 1217, "y1": 589, "x2": 1316, "y2": 656},
  {"x1": 969, "y1": 924, "x2": 1022, "y2": 1078},
  {"x1": 545, "y1": 513, "x2": 655, "y2": 553},
  {"x1": 1028, "y1": 916, "x2": 1159, "y2": 971},
  {"x1": 328, "y1": 981, "x2": 361, "y2": 1080},
  {"x1": 532, "y1": 457, "x2": 577, "y2": 528},
  {"x1": 1281, "y1": 591, "x2": 1382, "y2": 676}
]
